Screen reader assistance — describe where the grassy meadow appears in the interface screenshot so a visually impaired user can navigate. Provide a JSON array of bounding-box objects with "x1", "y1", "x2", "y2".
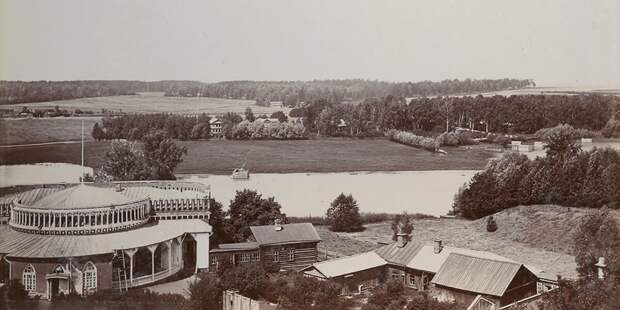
[
  {"x1": 0, "y1": 138, "x2": 494, "y2": 172},
  {"x1": 316, "y1": 204, "x2": 615, "y2": 279},
  {"x1": 0, "y1": 117, "x2": 101, "y2": 145},
  {"x1": 3, "y1": 92, "x2": 289, "y2": 115}
]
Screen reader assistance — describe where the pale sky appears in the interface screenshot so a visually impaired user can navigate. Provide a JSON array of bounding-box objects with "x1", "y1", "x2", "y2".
[{"x1": 1, "y1": 0, "x2": 618, "y2": 87}]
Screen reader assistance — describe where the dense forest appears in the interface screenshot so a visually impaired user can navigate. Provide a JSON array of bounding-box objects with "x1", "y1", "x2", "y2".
[
  {"x1": 0, "y1": 80, "x2": 203, "y2": 104},
  {"x1": 164, "y1": 78, "x2": 535, "y2": 105},
  {"x1": 309, "y1": 94, "x2": 617, "y2": 137}
]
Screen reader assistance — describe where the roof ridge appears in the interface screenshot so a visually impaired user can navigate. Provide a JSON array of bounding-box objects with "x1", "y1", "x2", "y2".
[{"x1": 448, "y1": 252, "x2": 520, "y2": 265}]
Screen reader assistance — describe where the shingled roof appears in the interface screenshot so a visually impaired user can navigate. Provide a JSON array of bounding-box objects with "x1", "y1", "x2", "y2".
[
  {"x1": 249, "y1": 223, "x2": 320, "y2": 246},
  {"x1": 302, "y1": 251, "x2": 387, "y2": 278},
  {"x1": 374, "y1": 241, "x2": 424, "y2": 267},
  {"x1": 431, "y1": 253, "x2": 529, "y2": 297}
]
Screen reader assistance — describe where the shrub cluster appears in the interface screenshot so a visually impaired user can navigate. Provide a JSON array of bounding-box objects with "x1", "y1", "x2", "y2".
[
  {"x1": 534, "y1": 123, "x2": 597, "y2": 140},
  {"x1": 386, "y1": 129, "x2": 438, "y2": 152},
  {"x1": 453, "y1": 148, "x2": 620, "y2": 219},
  {"x1": 436, "y1": 131, "x2": 477, "y2": 146},
  {"x1": 484, "y1": 133, "x2": 511, "y2": 145},
  {"x1": 230, "y1": 120, "x2": 307, "y2": 140},
  {"x1": 602, "y1": 119, "x2": 620, "y2": 138}
]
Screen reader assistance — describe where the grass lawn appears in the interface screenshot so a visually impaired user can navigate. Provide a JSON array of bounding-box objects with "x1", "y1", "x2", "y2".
[
  {"x1": 315, "y1": 204, "x2": 617, "y2": 279},
  {"x1": 0, "y1": 138, "x2": 493, "y2": 172},
  {"x1": 3, "y1": 92, "x2": 289, "y2": 115},
  {"x1": 0, "y1": 117, "x2": 101, "y2": 146}
]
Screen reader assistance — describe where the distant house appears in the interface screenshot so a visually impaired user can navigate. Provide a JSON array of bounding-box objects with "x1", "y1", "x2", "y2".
[
  {"x1": 210, "y1": 222, "x2": 321, "y2": 271},
  {"x1": 269, "y1": 101, "x2": 283, "y2": 108},
  {"x1": 210, "y1": 117, "x2": 224, "y2": 138},
  {"x1": 254, "y1": 118, "x2": 280, "y2": 125},
  {"x1": 303, "y1": 235, "x2": 554, "y2": 307}
]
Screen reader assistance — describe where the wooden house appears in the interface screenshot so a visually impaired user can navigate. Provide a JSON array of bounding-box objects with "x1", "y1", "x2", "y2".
[{"x1": 210, "y1": 223, "x2": 321, "y2": 271}]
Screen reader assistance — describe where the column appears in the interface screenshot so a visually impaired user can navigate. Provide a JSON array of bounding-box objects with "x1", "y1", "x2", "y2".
[
  {"x1": 165, "y1": 240, "x2": 173, "y2": 274},
  {"x1": 191, "y1": 233, "x2": 211, "y2": 273},
  {"x1": 124, "y1": 248, "x2": 138, "y2": 286},
  {"x1": 147, "y1": 244, "x2": 159, "y2": 281}
]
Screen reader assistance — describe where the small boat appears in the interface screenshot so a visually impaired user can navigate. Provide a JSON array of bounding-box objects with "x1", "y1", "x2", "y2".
[{"x1": 232, "y1": 168, "x2": 250, "y2": 180}]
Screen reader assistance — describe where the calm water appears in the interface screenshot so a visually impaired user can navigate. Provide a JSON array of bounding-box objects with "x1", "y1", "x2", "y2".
[
  {"x1": 0, "y1": 163, "x2": 477, "y2": 217},
  {"x1": 181, "y1": 170, "x2": 477, "y2": 217}
]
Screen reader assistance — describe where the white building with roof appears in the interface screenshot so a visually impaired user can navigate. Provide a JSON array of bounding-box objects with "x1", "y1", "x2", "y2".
[{"x1": 0, "y1": 181, "x2": 212, "y2": 300}]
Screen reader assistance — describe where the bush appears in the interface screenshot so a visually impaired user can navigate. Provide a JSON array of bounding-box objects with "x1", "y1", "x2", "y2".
[
  {"x1": 535, "y1": 123, "x2": 596, "y2": 140},
  {"x1": 601, "y1": 119, "x2": 620, "y2": 138},
  {"x1": 6, "y1": 279, "x2": 28, "y2": 302},
  {"x1": 485, "y1": 133, "x2": 511, "y2": 145},
  {"x1": 436, "y1": 131, "x2": 477, "y2": 147},
  {"x1": 386, "y1": 130, "x2": 438, "y2": 152},
  {"x1": 486, "y1": 216, "x2": 498, "y2": 232},
  {"x1": 230, "y1": 120, "x2": 308, "y2": 140}
]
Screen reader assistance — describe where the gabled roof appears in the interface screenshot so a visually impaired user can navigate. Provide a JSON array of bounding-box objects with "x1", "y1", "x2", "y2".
[
  {"x1": 374, "y1": 241, "x2": 424, "y2": 267},
  {"x1": 249, "y1": 223, "x2": 320, "y2": 246},
  {"x1": 302, "y1": 251, "x2": 387, "y2": 278},
  {"x1": 431, "y1": 253, "x2": 527, "y2": 297},
  {"x1": 406, "y1": 245, "x2": 514, "y2": 273}
]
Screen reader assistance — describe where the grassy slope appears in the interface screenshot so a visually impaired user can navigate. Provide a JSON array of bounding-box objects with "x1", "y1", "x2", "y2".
[
  {"x1": 3, "y1": 92, "x2": 288, "y2": 115},
  {"x1": 0, "y1": 117, "x2": 101, "y2": 145},
  {"x1": 0, "y1": 138, "x2": 493, "y2": 173},
  {"x1": 316, "y1": 204, "x2": 620, "y2": 279}
]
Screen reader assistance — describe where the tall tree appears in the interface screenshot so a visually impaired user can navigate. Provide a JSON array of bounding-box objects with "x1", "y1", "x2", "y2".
[
  {"x1": 91, "y1": 122, "x2": 105, "y2": 141},
  {"x1": 326, "y1": 193, "x2": 364, "y2": 232},
  {"x1": 227, "y1": 189, "x2": 285, "y2": 242},
  {"x1": 142, "y1": 129, "x2": 188, "y2": 180},
  {"x1": 245, "y1": 107, "x2": 256, "y2": 122},
  {"x1": 97, "y1": 141, "x2": 150, "y2": 181},
  {"x1": 391, "y1": 212, "x2": 414, "y2": 241}
]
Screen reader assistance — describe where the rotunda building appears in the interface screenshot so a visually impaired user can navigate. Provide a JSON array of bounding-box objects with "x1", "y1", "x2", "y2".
[{"x1": 0, "y1": 181, "x2": 212, "y2": 300}]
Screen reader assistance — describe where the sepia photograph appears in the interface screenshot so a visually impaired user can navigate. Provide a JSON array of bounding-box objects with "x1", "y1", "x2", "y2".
[{"x1": 0, "y1": 0, "x2": 619, "y2": 309}]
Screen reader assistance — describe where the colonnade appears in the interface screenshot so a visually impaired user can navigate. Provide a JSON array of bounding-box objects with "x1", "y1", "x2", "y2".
[{"x1": 10, "y1": 200, "x2": 150, "y2": 234}]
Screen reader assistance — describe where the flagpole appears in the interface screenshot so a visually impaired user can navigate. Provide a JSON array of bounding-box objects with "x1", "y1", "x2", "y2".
[{"x1": 81, "y1": 120, "x2": 84, "y2": 182}]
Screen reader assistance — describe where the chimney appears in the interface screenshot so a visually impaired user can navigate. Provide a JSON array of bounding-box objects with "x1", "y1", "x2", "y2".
[
  {"x1": 433, "y1": 240, "x2": 443, "y2": 254},
  {"x1": 595, "y1": 257, "x2": 607, "y2": 280},
  {"x1": 274, "y1": 219, "x2": 283, "y2": 231},
  {"x1": 396, "y1": 233, "x2": 409, "y2": 248}
]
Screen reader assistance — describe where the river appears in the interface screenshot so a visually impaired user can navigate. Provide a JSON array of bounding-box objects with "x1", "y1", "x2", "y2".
[{"x1": 0, "y1": 163, "x2": 476, "y2": 217}]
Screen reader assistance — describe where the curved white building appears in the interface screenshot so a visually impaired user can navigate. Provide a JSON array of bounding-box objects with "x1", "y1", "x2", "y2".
[{"x1": 0, "y1": 181, "x2": 212, "y2": 300}]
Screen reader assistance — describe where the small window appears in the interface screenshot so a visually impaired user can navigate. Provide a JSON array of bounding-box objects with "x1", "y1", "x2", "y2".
[
  {"x1": 288, "y1": 248, "x2": 295, "y2": 262},
  {"x1": 272, "y1": 249, "x2": 280, "y2": 262},
  {"x1": 408, "y1": 274, "x2": 417, "y2": 288},
  {"x1": 251, "y1": 252, "x2": 260, "y2": 262},
  {"x1": 240, "y1": 253, "x2": 251, "y2": 263},
  {"x1": 210, "y1": 256, "x2": 218, "y2": 266}
]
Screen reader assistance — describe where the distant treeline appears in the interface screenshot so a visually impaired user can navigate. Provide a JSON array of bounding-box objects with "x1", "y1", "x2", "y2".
[
  {"x1": 0, "y1": 80, "x2": 202, "y2": 104},
  {"x1": 304, "y1": 94, "x2": 617, "y2": 137},
  {"x1": 164, "y1": 78, "x2": 535, "y2": 105},
  {"x1": 94, "y1": 113, "x2": 212, "y2": 141}
]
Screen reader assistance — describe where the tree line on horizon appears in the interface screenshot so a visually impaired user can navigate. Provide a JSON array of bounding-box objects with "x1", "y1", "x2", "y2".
[
  {"x1": 302, "y1": 94, "x2": 617, "y2": 137},
  {"x1": 164, "y1": 78, "x2": 535, "y2": 105},
  {"x1": 0, "y1": 78, "x2": 533, "y2": 105}
]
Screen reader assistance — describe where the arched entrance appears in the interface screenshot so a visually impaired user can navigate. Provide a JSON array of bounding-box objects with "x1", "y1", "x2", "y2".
[{"x1": 46, "y1": 264, "x2": 69, "y2": 300}]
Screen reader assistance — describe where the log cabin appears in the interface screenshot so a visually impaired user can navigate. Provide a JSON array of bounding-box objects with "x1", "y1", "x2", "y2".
[{"x1": 210, "y1": 222, "x2": 321, "y2": 271}]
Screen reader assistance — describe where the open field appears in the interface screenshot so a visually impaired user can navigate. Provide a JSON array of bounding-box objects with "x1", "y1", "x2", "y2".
[
  {"x1": 0, "y1": 138, "x2": 493, "y2": 172},
  {"x1": 2, "y1": 92, "x2": 289, "y2": 115},
  {"x1": 317, "y1": 206, "x2": 602, "y2": 279},
  {"x1": 0, "y1": 117, "x2": 101, "y2": 145}
]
